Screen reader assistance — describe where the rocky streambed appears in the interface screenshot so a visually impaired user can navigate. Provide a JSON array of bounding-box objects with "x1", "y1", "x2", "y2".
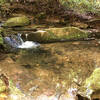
[
  {"x1": 0, "y1": 15, "x2": 100, "y2": 100},
  {"x1": 0, "y1": 40, "x2": 100, "y2": 100}
]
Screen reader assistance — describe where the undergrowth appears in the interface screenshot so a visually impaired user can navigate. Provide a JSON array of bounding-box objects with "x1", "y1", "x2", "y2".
[{"x1": 60, "y1": 0, "x2": 100, "y2": 13}]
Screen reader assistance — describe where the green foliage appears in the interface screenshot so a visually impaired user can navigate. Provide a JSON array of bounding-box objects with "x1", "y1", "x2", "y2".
[
  {"x1": 0, "y1": 0, "x2": 6, "y2": 4},
  {"x1": 3, "y1": 16, "x2": 30, "y2": 27},
  {"x1": 60, "y1": 0, "x2": 100, "y2": 13},
  {"x1": 0, "y1": 34, "x2": 3, "y2": 44}
]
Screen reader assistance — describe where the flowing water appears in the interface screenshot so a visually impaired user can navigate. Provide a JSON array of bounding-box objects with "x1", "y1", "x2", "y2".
[
  {"x1": 1, "y1": 32, "x2": 100, "y2": 99},
  {"x1": 4, "y1": 33, "x2": 40, "y2": 49}
]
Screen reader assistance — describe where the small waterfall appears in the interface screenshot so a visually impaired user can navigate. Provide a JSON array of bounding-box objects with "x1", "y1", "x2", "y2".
[
  {"x1": 17, "y1": 33, "x2": 24, "y2": 44},
  {"x1": 4, "y1": 33, "x2": 40, "y2": 49}
]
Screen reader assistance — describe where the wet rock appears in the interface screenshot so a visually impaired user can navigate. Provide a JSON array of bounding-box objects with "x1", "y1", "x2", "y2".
[
  {"x1": 12, "y1": 27, "x2": 37, "y2": 31},
  {"x1": 88, "y1": 19, "x2": 100, "y2": 24},
  {"x1": 76, "y1": 94, "x2": 89, "y2": 100},
  {"x1": 27, "y1": 27, "x2": 90, "y2": 42},
  {"x1": 59, "y1": 88, "x2": 78, "y2": 100},
  {"x1": 71, "y1": 22, "x2": 88, "y2": 29},
  {"x1": 87, "y1": 19, "x2": 100, "y2": 29},
  {"x1": 3, "y1": 16, "x2": 30, "y2": 27},
  {"x1": 91, "y1": 90, "x2": 100, "y2": 100}
]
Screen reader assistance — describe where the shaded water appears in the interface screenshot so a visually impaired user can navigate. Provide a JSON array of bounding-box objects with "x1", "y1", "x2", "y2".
[{"x1": 0, "y1": 40, "x2": 100, "y2": 99}]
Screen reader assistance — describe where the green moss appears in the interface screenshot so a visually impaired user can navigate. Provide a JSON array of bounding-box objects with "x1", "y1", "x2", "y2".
[
  {"x1": 45, "y1": 27, "x2": 89, "y2": 41},
  {"x1": 0, "y1": 79, "x2": 6, "y2": 93},
  {"x1": 46, "y1": 30, "x2": 58, "y2": 40},
  {"x1": 3, "y1": 16, "x2": 30, "y2": 27},
  {"x1": 60, "y1": 0, "x2": 100, "y2": 13},
  {"x1": 35, "y1": 12, "x2": 46, "y2": 20},
  {"x1": 9, "y1": 80, "x2": 23, "y2": 95},
  {"x1": 0, "y1": 27, "x2": 4, "y2": 34},
  {"x1": 28, "y1": 27, "x2": 90, "y2": 42},
  {"x1": 85, "y1": 68, "x2": 100, "y2": 90},
  {"x1": 0, "y1": 0, "x2": 6, "y2": 4}
]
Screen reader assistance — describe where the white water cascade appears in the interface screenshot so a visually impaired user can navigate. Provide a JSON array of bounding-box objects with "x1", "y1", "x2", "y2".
[{"x1": 4, "y1": 33, "x2": 40, "y2": 49}]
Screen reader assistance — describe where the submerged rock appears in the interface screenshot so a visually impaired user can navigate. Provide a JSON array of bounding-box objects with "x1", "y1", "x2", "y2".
[
  {"x1": 8, "y1": 80, "x2": 34, "y2": 100},
  {"x1": 0, "y1": 74, "x2": 34, "y2": 100},
  {"x1": 27, "y1": 27, "x2": 90, "y2": 42},
  {"x1": 3, "y1": 16, "x2": 30, "y2": 27}
]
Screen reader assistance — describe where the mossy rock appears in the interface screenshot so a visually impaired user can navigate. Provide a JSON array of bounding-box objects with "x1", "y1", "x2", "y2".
[
  {"x1": 45, "y1": 27, "x2": 90, "y2": 40},
  {"x1": 28, "y1": 27, "x2": 90, "y2": 42},
  {"x1": 3, "y1": 16, "x2": 30, "y2": 27},
  {"x1": 0, "y1": 79, "x2": 7, "y2": 93},
  {"x1": 85, "y1": 68, "x2": 100, "y2": 91},
  {"x1": 79, "y1": 68, "x2": 100, "y2": 99}
]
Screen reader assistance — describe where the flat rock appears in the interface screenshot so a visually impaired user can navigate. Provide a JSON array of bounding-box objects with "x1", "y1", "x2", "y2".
[{"x1": 27, "y1": 27, "x2": 90, "y2": 42}]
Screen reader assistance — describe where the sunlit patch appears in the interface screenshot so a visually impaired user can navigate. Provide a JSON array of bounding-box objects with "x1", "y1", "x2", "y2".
[{"x1": 9, "y1": 94, "x2": 19, "y2": 100}]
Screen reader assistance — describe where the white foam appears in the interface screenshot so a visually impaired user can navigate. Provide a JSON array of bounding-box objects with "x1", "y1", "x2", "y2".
[{"x1": 18, "y1": 41, "x2": 40, "y2": 49}]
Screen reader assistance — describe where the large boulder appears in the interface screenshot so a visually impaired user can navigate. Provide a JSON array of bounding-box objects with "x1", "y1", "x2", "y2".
[
  {"x1": 79, "y1": 68, "x2": 100, "y2": 99},
  {"x1": 3, "y1": 16, "x2": 30, "y2": 27},
  {"x1": 27, "y1": 27, "x2": 90, "y2": 42},
  {"x1": 85, "y1": 68, "x2": 100, "y2": 91}
]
